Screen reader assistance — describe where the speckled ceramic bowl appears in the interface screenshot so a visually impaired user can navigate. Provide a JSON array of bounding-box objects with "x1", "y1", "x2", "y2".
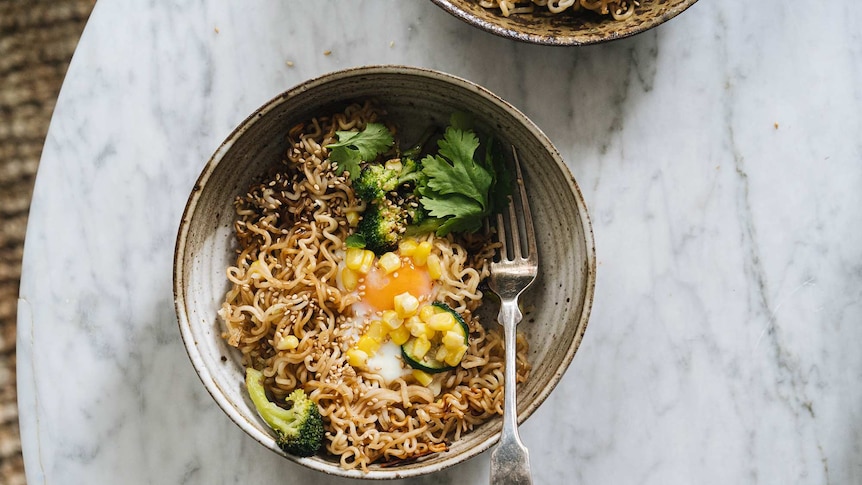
[
  {"x1": 174, "y1": 66, "x2": 595, "y2": 479},
  {"x1": 431, "y1": 0, "x2": 698, "y2": 46}
]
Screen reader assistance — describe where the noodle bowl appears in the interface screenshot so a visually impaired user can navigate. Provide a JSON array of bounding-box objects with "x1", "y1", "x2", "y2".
[
  {"x1": 218, "y1": 102, "x2": 530, "y2": 470},
  {"x1": 430, "y1": 0, "x2": 698, "y2": 46},
  {"x1": 175, "y1": 66, "x2": 595, "y2": 479}
]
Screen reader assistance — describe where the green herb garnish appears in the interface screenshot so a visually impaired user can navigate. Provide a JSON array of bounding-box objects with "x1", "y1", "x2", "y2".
[
  {"x1": 344, "y1": 233, "x2": 366, "y2": 248},
  {"x1": 418, "y1": 123, "x2": 507, "y2": 236},
  {"x1": 326, "y1": 123, "x2": 394, "y2": 178}
]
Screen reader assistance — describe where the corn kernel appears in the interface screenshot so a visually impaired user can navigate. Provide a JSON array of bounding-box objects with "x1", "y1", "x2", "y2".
[
  {"x1": 412, "y1": 369, "x2": 434, "y2": 386},
  {"x1": 412, "y1": 335, "x2": 432, "y2": 360},
  {"x1": 357, "y1": 335, "x2": 380, "y2": 355},
  {"x1": 347, "y1": 348, "x2": 369, "y2": 368},
  {"x1": 419, "y1": 305, "x2": 437, "y2": 323},
  {"x1": 398, "y1": 238, "x2": 418, "y2": 257},
  {"x1": 413, "y1": 241, "x2": 433, "y2": 266},
  {"x1": 407, "y1": 318, "x2": 425, "y2": 337},
  {"x1": 385, "y1": 159, "x2": 403, "y2": 171},
  {"x1": 276, "y1": 334, "x2": 299, "y2": 350},
  {"x1": 358, "y1": 249, "x2": 375, "y2": 274},
  {"x1": 367, "y1": 320, "x2": 387, "y2": 342},
  {"x1": 346, "y1": 211, "x2": 359, "y2": 227},
  {"x1": 427, "y1": 312, "x2": 456, "y2": 332},
  {"x1": 393, "y1": 292, "x2": 419, "y2": 317},
  {"x1": 426, "y1": 254, "x2": 443, "y2": 280},
  {"x1": 389, "y1": 324, "x2": 411, "y2": 345},
  {"x1": 444, "y1": 344, "x2": 468, "y2": 366},
  {"x1": 442, "y1": 330, "x2": 465, "y2": 349},
  {"x1": 381, "y1": 310, "x2": 403, "y2": 330},
  {"x1": 435, "y1": 345, "x2": 449, "y2": 362},
  {"x1": 378, "y1": 252, "x2": 401, "y2": 274},
  {"x1": 341, "y1": 267, "x2": 359, "y2": 292},
  {"x1": 407, "y1": 316, "x2": 435, "y2": 339},
  {"x1": 345, "y1": 248, "x2": 365, "y2": 271}
]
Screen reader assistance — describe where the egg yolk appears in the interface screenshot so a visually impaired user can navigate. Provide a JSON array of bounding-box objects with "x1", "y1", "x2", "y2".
[{"x1": 362, "y1": 260, "x2": 432, "y2": 312}]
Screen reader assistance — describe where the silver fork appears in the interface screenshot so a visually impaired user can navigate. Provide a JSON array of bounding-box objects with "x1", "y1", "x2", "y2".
[{"x1": 488, "y1": 147, "x2": 538, "y2": 485}]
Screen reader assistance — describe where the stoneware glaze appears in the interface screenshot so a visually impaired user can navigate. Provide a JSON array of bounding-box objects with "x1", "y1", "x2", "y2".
[
  {"x1": 173, "y1": 65, "x2": 596, "y2": 479},
  {"x1": 431, "y1": 0, "x2": 698, "y2": 46}
]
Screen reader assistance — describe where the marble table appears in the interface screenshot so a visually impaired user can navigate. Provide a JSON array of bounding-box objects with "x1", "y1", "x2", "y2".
[{"x1": 16, "y1": 1, "x2": 862, "y2": 484}]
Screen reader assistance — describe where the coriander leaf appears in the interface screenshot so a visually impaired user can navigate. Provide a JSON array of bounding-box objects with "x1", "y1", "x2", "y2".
[
  {"x1": 436, "y1": 213, "x2": 485, "y2": 235},
  {"x1": 421, "y1": 127, "x2": 492, "y2": 207},
  {"x1": 437, "y1": 127, "x2": 480, "y2": 177},
  {"x1": 328, "y1": 124, "x2": 394, "y2": 160},
  {"x1": 326, "y1": 123, "x2": 394, "y2": 177},
  {"x1": 420, "y1": 192, "x2": 480, "y2": 217},
  {"x1": 331, "y1": 130, "x2": 363, "y2": 145},
  {"x1": 328, "y1": 146, "x2": 362, "y2": 178},
  {"x1": 345, "y1": 233, "x2": 366, "y2": 248},
  {"x1": 419, "y1": 192, "x2": 485, "y2": 236},
  {"x1": 421, "y1": 154, "x2": 482, "y2": 204}
]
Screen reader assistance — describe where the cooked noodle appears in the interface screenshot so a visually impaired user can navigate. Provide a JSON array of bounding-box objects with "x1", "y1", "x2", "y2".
[
  {"x1": 480, "y1": 0, "x2": 640, "y2": 20},
  {"x1": 219, "y1": 102, "x2": 530, "y2": 471}
]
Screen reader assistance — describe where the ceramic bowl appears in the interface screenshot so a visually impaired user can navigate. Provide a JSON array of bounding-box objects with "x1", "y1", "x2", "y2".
[
  {"x1": 174, "y1": 65, "x2": 596, "y2": 479},
  {"x1": 431, "y1": 0, "x2": 698, "y2": 46}
]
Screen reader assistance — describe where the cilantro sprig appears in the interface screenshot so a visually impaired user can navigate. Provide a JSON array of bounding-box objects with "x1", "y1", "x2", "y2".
[
  {"x1": 418, "y1": 122, "x2": 511, "y2": 236},
  {"x1": 326, "y1": 123, "x2": 394, "y2": 177}
]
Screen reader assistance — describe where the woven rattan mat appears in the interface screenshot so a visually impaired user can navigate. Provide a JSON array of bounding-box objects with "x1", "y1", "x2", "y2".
[{"x1": 0, "y1": 1, "x2": 94, "y2": 483}]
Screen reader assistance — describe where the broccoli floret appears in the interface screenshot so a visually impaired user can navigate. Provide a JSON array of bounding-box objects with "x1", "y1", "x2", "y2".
[
  {"x1": 353, "y1": 164, "x2": 399, "y2": 201},
  {"x1": 404, "y1": 216, "x2": 444, "y2": 238},
  {"x1": 352, "y1": 158, "x2": 434, "y2": 252},
  {"x1": 396, "y1": 158, "x2": 426, "y2": 187},
  {"x1": 353, "y1": 159, "x2": 426, "y2": 202},
  {"x1": 357, "y1": 202, "x2": 407, "y2": 254},
  {"x1": 245, "y1": 368, "x2": 324, "y2": 457}
]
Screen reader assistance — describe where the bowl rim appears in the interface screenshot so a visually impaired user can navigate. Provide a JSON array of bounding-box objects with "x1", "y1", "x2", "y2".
[
  {"x1": 173, "y1": 64, "x2": 597, "y2": 479},
  {"x1": 429, "y1": 0, "x2": 699, "y2": 46}
]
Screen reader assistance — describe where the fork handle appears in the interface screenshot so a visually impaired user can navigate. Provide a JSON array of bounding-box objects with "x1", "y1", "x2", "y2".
[{"x1": 489, "y1": 300, "x2": 533, "y2": 485}]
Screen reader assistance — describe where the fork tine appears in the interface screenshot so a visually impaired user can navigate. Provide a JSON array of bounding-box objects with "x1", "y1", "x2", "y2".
[
  {"x1": 495, "y1": 212, "x2": 508, "y2": 261},
  {"x1": 512, "y1": 146, "x2": 536, "y2": 261},
  {"x1": 506, "y1": 195, "x2": 521, "y2": 259}
]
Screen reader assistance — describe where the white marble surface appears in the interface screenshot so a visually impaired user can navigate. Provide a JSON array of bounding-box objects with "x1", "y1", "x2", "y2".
[{"x1": 16, "y1": 1, "x2": 862, "y2": 483}]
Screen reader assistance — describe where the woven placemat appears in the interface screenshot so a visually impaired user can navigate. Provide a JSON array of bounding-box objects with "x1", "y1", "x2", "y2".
[{"x1": 0, "y1": 1, "x2": 94, "y2": 483}]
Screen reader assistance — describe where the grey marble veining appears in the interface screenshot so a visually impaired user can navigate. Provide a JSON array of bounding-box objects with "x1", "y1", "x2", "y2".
[{"x1": 16, "y1": 1, "x2": 862, "y2": 484}]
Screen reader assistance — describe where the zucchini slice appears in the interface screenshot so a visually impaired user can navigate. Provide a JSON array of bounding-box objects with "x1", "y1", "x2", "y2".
[{"x1": 401, "y1": 302, "x2": 469, "y2": 374}]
